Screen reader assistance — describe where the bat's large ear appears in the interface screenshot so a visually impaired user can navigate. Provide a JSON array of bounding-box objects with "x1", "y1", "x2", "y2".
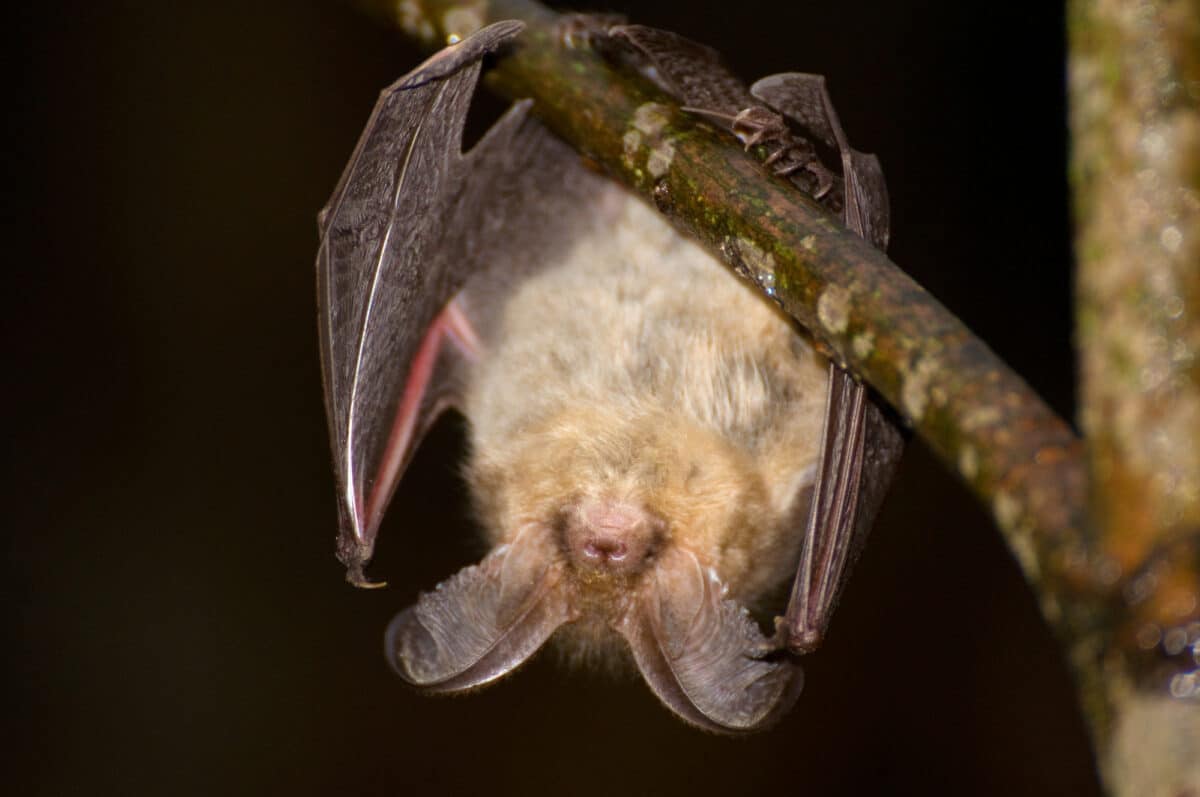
[
  {"x1": 385, "y1": 527, "x2": 572, "y2": 692},
  {"x1": 617, "y1": 548, "x2": 803, "y2": 733}
]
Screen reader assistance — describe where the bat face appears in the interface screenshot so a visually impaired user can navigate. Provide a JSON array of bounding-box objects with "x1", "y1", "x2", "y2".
[
  {"x1": 379, "y1": 191, "x2": 823, "y2": 730},
  {"x1": 317, "y1": 21, "x2": 901, "y2": 734}
]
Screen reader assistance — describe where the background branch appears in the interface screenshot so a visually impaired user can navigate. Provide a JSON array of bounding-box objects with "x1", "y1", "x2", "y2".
[{"x1": 1070, "y1": 0, "x2": 1200, "y2": 792}]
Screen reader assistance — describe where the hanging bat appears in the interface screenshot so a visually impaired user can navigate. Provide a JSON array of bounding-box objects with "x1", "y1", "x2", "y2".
[{"x1": 316, "y1": 20, "x2": 902, "y2": 733}]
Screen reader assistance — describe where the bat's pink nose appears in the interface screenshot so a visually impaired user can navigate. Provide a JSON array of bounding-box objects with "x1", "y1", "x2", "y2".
[
  {"x1": 565, "y1": 500, "x2": 662, "y2": 574},
  {"x1": 582, "y1": 536, "x2": 628, "y2": 562}
]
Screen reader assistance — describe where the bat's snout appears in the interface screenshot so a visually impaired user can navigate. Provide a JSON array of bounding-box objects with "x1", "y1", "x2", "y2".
[{"x1": 564, "y1": 500, "x2": 663, "y2": 575}]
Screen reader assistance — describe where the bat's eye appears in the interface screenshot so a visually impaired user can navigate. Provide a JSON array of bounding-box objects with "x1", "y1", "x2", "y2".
[{"x1": 563, "y1": 499, "x2": 663, "y2": 575}]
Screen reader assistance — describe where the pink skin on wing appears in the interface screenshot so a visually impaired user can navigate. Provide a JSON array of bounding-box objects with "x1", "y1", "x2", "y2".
[{"x1": 358, "y1": 298, "x2": 480, "y2": 545}]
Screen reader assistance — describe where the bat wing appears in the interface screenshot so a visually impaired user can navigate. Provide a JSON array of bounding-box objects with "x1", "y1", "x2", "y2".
[
  {"x1": 604, "y1": 24, "x2": 754, "y2": 116},
  {"x1": 783, "y1": 364, "x2": 903, "y2": 653},
  {"x1": 317, "y1": 21, "x2": 556, "y2": 585},
  {"x1": 750, "y1": 72, "x2": 903, "y2": 652}
]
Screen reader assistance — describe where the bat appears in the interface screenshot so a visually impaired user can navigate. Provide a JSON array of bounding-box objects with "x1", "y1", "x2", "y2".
[{"x1": 316, "y1": 20, "x2": 902, "y2": 733}]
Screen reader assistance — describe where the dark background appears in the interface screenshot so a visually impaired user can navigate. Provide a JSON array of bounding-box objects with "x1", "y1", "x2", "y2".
[{"x1": 11, "y1": 1, "x2": 1097, "y2": 794}]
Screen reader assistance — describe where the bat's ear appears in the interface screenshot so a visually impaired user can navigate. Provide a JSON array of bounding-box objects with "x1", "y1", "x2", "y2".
[
  {"x1": 617, "y1": 548, "x2": 803, "y2": 733},
  {"x1": 385, "y1": 527, "x2": 572, "y2": 692}
]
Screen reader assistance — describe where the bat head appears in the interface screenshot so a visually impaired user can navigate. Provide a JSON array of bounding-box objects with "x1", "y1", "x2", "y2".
[
  {"x1": 473, "y1": 403, "x2": 794, "y2": 597},
  {"x1": 386, "y1": 407, "x2": 803, "y2": 732}
]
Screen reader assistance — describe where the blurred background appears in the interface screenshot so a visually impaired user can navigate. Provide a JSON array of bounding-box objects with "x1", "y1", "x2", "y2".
[{"x1": 10, "y1": 1, "x2": 1096, "y2": 794}]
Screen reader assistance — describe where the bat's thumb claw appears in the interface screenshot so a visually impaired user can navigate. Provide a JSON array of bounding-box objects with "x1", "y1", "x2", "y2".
[
  {"x1": 750, "y1": 616, "x2": 825, "y2": 658},
  {"x1": 345, "y1": 564, "x2": 388, "y2": 590},
  {"x1": 748, "y1": 616, "x2": 790, "y2": 659},
  {"x1": 784, "y1": 625, "x2": 823, "y2": 657}
]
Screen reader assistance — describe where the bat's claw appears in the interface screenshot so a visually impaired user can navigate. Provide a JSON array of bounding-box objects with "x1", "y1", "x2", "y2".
[
  {"x1": 752, "y1": 616, "x2": 823, "y2": 658},
  {"x1": 345, "y1": 563, "x2": 388, "y2": 590},
  {"x1": 750, "y1": 616, "x2": 791, "y2": 659},
  {"x1": 810, "y1": 166, "x2": 835, "y2": 201},
  {"x1": 729, "y1": 106, "x2": 844, "y2": 210},
  {"x1": 785, "y1": 628, "x2": 823, "y2": 656},
  {"x1": 731, "y1": 106, "x2": 788, "y2": 149}
]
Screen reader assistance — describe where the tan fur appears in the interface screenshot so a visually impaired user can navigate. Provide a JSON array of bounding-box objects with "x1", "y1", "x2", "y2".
[{"x1": 463, "y1": 190, "x2": 828, "y2": 662}]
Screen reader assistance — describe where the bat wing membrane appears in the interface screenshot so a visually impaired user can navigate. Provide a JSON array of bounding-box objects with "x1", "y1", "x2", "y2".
[
  {"x1": 750, "y1": 72, "x2": 903, "y2": 651},
  {"x1": 317, "y1": 22, "x2": 593, "y2": 585},
  {"x1": 787, "y1": 369, "x2": 903, "y2": 652},
  {"x1": 604, "y1": 25, "x2": 754, "y2": 118}
]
